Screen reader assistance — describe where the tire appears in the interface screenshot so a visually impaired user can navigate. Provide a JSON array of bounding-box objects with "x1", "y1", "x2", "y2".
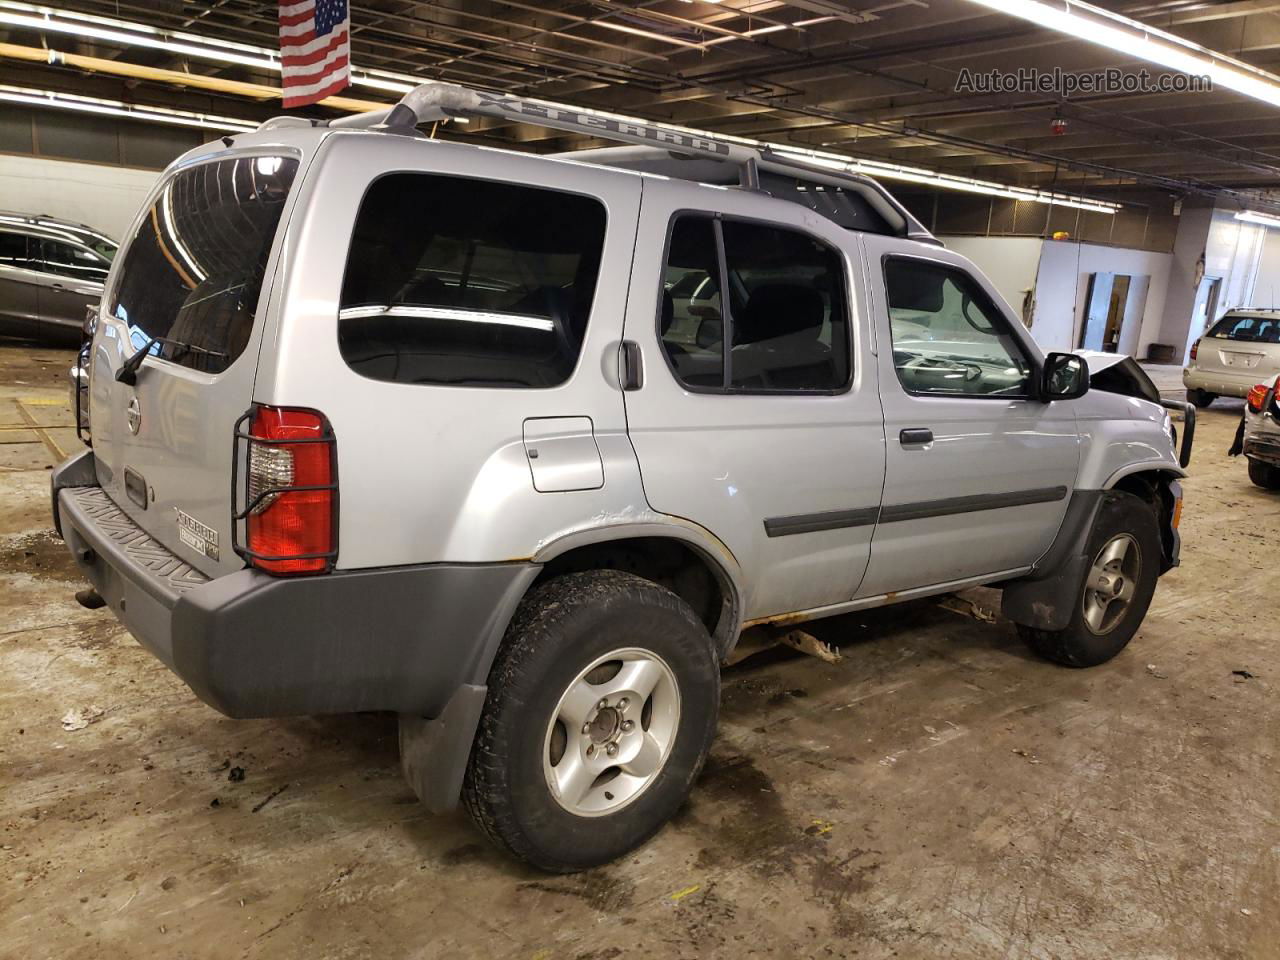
[
  {"x1": 461, "y1": 570, "x2": 720, "y2": 872},
  {"x1": 1186, "y1": 388, "x2": 1216, "y2": 409},
  {"x1": 1018, "y1": 491, "x2": 1161, "y2": 668},
  {"x1": 1248, "y1": 457, "x2": 1280, "y2": 490}
]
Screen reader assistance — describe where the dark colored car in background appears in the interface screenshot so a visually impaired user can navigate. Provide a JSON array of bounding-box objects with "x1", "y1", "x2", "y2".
[{"x1": 0, "y1": 211, "x2": 116, "y2": 345}]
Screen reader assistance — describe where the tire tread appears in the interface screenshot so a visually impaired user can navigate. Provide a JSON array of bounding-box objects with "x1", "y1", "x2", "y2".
[{"x1": 461, "y1": 569, "x2": 716, "y2": 872}]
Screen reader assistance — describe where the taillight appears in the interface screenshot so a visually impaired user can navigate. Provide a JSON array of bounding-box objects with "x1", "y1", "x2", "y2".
[
  {"x1": 1247, "y1": 383, "x2": 1268, "y2": 413},
  {"x1": 244, "y1": 406, "x2": 336, "y2": 574},
  {"x1": 1189, "y1": 340, "x2": 1199, "y2": 362}
]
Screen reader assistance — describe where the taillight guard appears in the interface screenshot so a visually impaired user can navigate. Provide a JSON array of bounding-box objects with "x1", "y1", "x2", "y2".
[{"x1": 231, "y1": 405, "x2": 339, "y2": 575}]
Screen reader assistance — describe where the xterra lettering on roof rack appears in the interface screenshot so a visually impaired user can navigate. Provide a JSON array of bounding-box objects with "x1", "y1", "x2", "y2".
[{"x1": 468, "y1": 90, "x2": 732, "y2": 158}]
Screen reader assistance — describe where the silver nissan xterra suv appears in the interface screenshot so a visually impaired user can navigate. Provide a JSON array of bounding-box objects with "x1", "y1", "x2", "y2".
[{"x1": 51, "y1": 83, "x2": 1192, "y2": 873}]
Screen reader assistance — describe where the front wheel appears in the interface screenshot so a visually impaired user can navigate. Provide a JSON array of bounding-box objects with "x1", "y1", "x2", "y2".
[
  {"x1": 1248, "y1": 457, "x2": 1280, "y2": 490},
  {"x1": 1018, "y1": 491, "x2": 1161, "y2": 667},
  {"x1": 1186, "y1": 388, "x2": 1216, "y2": 409},
  {"x1": 462, "y1": 570, "x2": 720, "y2": 872}
]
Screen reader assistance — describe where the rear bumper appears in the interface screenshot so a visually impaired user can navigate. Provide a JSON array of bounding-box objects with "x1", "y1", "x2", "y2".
[
  {"x1": 51, "y1": 451, "x2": 540, "y2": 721},
  {"x1": 1182, "y1": 366, "x2": 1264, "y2": 397},
  {"x1": 1244, "y1": 435, "x2": 1280, "y2": 466}
]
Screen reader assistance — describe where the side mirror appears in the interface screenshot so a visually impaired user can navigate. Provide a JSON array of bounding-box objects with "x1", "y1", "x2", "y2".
[{"x1": 1041, "y1": 352, "x2": 1089, "y2": 401}]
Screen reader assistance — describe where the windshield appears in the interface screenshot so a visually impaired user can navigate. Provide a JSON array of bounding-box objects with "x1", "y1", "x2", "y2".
[
  {"x1": 108, "y1": 155, "x2": 298, "y2": 375},
  {"x1": 1207, "y1": 314, "x2": 1280, "y2": 344}
]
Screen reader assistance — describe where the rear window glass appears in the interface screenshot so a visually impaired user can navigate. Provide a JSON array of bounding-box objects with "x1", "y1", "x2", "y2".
[
  {"x1": 338, "y1": 173, "x2": 607, "y2": 388},
  {"x1": 1207, "y1": 313, "x2": 1280, "y2": 344},
  {"x1": 109, "y1": 155, "x2": 298, "y2": 375}
]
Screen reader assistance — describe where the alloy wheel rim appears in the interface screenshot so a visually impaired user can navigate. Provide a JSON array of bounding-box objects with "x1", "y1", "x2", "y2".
[
  {"x1": 542, "y1": 647, "x2": 681, "y2": 818},
  {"x1": 1082, "y1": 533, "x2": 1141, "y2": 635}
]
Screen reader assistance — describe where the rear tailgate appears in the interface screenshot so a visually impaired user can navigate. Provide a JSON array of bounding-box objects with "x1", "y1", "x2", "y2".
[{"x1": 88, "y1": 149, "x2": 305, "y2": 578}]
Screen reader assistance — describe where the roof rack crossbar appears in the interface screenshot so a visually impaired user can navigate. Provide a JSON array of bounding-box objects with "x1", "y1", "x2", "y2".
[{"x1": 318, "y1": 82, "x2": 935, "y2": 243}]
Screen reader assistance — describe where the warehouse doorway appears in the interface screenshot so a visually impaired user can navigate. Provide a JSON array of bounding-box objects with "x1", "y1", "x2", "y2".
[{"x1": 1079, "y1": 272, "x2": 1148, "y2": 353}]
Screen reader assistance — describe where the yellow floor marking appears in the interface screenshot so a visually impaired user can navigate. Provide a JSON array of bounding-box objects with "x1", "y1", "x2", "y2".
[
  {"x1": 669, "y1": 884, "x2": 701, "y2": 901},
  {"x1": 13, "y1": 400, "x2": 66, "y2": 461}
]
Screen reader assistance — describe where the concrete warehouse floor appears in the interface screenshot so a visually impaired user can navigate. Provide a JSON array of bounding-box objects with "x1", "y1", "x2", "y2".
[{"x1": 1, "y1": 340, "x2": 1277, "y2": 960}]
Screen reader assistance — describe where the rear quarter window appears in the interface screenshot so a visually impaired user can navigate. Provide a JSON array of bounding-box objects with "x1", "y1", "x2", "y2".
[{"x1": 338, "y1": 173, "x2": 607, "y2": 388}]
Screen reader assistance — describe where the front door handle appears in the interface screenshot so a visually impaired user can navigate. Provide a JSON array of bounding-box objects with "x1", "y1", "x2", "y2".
[{"x1": 899, "y1": 428, "x2": 934, "y2": 445}]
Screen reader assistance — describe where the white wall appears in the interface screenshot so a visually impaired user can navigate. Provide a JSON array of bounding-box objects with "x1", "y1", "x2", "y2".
[
  {"x1": 1255, "y1": 228, "x2": 1280, "y2": 310},
  {"x1": 1206, "y1": 208, "x2": 1266, "y2": 319},
  {"x1": 1030, "y1": 240, "x2": 1173, "y2": 355},
  {"x1": 1156, "y1": 204, "x2": 1270, "y2": 362},
  {"x1": 940, "y1": 236, "x2": 1044, "y2": 321},
  {"x1": 0, "y1": 155, "x2": 158, "y2": 239}
]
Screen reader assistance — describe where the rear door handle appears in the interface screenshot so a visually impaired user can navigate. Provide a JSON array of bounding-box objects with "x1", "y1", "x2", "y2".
[
  {"x1": 899, "y1": 428, "x2": 934, "y2": 445},
  {"x1": 620, "y1": 340, "x2": 643, "y2": 391}
]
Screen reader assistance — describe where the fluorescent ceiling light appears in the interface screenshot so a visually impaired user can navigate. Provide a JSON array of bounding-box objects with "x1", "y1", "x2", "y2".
[
  {"x1": 775, "y1": 149, "x2": 1119, "y2": 213},
  {"x1": 1, "y1": 1, "x2": 1116, "y2": 212},
  {"x1": 0, "y1": 84, "x2": 257, "y2": 131},
  {"x1": 964, "y1": 0, "x2": 1280, "y2": 109},
  {"x1": 1236, "y1": 210, "x2": 1280, "y2": 228},
  {"x1": 703, "y1": 14, "x2": 836, "y2": 45}
]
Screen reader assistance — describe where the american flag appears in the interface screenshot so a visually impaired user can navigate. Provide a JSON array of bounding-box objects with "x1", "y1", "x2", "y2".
[{"x1": 279, "y1": 0, "x2": 351, "y2": 108}]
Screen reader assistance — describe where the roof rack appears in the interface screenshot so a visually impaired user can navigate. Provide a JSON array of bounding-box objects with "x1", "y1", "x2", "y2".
[{"x1": 297, "y1": 82, "x2": 937, "y2": 244}]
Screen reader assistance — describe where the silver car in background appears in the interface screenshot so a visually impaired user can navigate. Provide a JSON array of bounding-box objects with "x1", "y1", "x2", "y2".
[
  {"x1": 1241, "y1": 375, "x2": 1280, "y2": 489},
  {"x1": 1183, "y1": 310, "x2": 1280, "y2": 408},
  {"x1": 0, "y1": 211, "x2": 116, "y2": 345}
]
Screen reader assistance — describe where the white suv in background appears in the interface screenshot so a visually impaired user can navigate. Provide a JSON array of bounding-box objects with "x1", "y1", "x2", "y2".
[{"x1": 1184, "y1": 310, "x2": 1280, "y2": 408}]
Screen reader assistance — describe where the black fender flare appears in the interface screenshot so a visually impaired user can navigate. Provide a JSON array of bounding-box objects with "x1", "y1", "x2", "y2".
[{"x1": 1001, "y1": 478, "x2": 1181, "y2": 632}]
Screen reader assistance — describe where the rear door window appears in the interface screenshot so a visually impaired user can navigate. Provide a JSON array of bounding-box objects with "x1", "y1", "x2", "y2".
[
  {"x1": 108, "y1": 155, "x2": 299, "y2": 375},
  {"x1": 34, "y1": 239, "x2": 110, "y2": 283},
  {"x1": 338, "y1": 173, "x2": 607, "y2": 388},
  {"x1": 661, "y1": 217, "x2": 725, "y2": 387},
  {"x1": 659, "y1": 214, "x2": 851, "y2": 393}
]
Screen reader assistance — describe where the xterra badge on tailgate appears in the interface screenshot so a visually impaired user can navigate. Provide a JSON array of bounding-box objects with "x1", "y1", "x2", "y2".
[{"x1": 175, "y1": 508, "x2": 220, "y2": 561}]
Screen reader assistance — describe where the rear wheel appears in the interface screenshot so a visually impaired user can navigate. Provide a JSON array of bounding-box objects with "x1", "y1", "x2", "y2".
[
  {"x1": 1248, "y1": 457, "x2": 1280, "y2": 490},
  {"x1": 1186, "y1": 388, "x2": 1216, "y2": 409},
  {"x1": 1018, "y1": 491, "x2": 1161, "y2": 667},
  {"x1": 462, "y1": 570, "x2": 719, "y2": 872}
]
